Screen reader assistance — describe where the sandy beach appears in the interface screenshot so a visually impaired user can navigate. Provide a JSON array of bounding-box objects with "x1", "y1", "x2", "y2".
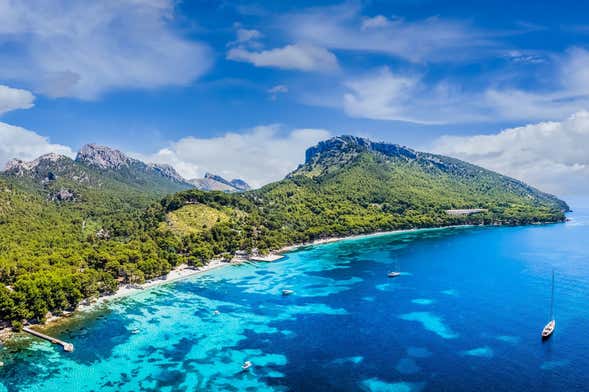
[
  {"x1": 1, "y1": 224, "x2": 474, "y2": 341},
  {"x1": 76, "y1": 259, "x2": 229, "y2": 312}
]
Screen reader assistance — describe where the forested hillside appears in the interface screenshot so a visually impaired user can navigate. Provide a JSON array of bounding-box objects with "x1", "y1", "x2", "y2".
[{"x1": 0, "y1": 136, "x2": 569, "y2": 328}]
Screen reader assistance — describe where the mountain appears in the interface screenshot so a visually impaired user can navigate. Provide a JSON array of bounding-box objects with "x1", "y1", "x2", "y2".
[
  {"x1": 163, "y1": 135, "x2": 568, "y2": 250},
  {"x1": 2, "y1": 145, "x2": 193, "y2": 210},
  {"x1": 75, "y1": 144, "x2": 191, "y2": 191},
  {"x1": 188, "y1": 173, "x2": 251, "y2": 192},
  {"x1": 0, "y1": 135, "x2": 569, "y2": 327}
]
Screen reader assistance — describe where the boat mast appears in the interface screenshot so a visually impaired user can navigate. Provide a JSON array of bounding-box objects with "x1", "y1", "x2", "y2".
[{"x1": 550, "y1": 270, "x2": 555, "y2": 320}]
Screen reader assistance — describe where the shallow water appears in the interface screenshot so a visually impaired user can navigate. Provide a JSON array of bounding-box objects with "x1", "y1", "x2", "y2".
[{"x1": 1, "y1": 209, "x2": 589, "y2": 391}]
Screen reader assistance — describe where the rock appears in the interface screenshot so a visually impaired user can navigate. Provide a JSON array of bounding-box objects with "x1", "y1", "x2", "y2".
[
  {"x1": 76, "y1": 144, "x2": 134, "y2": 170},
  {"x1": 148, "y1": 163, "x2": 185, "y2": 183},
  {"x1": 188, "y1": 173, "x2": 251, "y2": 192},
  {"x1": 53, "y1": 188, "x2": 76, "y2": 202}
]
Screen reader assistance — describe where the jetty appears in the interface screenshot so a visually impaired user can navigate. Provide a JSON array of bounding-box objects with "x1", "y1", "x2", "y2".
[{"x1": 22, "y1": 326, "x2": 74, "y2": 352}]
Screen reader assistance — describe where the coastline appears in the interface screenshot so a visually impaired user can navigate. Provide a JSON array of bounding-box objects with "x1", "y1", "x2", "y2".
[
  {"x1": 1, "y1": 221, "x2": 549, "y2": 341},
  {"x1": 274, "y1": 224, "x2": 473, "y2": 254},
  {"x1": 0, "y1": 260, "x2": 229, "y2": 341}
]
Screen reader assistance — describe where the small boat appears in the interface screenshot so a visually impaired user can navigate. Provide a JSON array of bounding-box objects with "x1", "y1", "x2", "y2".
[
  {"x1": 213, "y1": 310, "x2": 221, "y2": 315},
  {"x1": 131, "y1": 328, "x2": 140, "y2": 334},
  {"x1": 241, "y1": 360, "x2": 252, "y2": 371},
  {"x1": 388, "y1": 261, "x2": 401, "y2": 278},
  {"x1": 282, "y1": 289, "x2": 294, "y2": 296},
  {"x1": 541, "y1": 270, "x2": 556, "y2": 341}
]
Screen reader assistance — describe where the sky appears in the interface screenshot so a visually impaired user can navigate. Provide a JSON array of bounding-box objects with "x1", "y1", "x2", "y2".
[{"x1": 0, "y1": 0, "x2": 588, "y2": 204}]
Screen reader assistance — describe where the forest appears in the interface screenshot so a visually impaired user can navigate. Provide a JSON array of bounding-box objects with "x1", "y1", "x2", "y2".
[{"x1": 0, "y1": 137, "x2": 568, "y2": 328}]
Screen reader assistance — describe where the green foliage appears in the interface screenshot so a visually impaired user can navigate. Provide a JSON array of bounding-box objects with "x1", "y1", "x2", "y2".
[{"x1": 0, "y1": 137, "x2": 568, "y2": 325}]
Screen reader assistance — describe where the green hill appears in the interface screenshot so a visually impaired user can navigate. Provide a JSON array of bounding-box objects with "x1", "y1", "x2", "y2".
[
  {"x1": 162, "y1": 135, "x2": 568, "y2": 254},
  {"x1": 0, "y1": 136, "x2": 568, "y2": 327}
]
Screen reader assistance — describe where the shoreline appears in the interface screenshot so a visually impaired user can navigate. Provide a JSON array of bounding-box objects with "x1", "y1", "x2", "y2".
[
  {"x1": 274, "y1": 224, "x2": 473, "y2": 254},
  {"x1": 0, "y1": 221, "x2": 557, "y2": 341},
  {"x1": 0, "y1": 259, "x2": 230, "y2": 341}
]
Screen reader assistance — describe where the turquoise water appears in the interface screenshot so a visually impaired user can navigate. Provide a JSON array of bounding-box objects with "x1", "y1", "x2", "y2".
[{"x1": 1, "y1": 209, "x2": 589, "y2": 391}]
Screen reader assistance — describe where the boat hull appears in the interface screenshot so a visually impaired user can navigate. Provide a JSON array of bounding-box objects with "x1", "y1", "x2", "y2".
[{"x1": 541, "y1": 320, "x2": 555, "y2": 340}]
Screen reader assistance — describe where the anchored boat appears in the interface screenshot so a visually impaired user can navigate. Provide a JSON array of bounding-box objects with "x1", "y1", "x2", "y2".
[
  {"x1": 541, "y1": 270, "x2": 556, "y2": 341},
  {"x1": 388, "y1": 260, "x2": 401, "y2": 278}
]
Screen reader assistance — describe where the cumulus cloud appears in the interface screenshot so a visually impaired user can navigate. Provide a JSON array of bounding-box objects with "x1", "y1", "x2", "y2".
[
  {"x1": 342, "y1": 47, "x2": 589, "y2": 124},
  {"x1": 137, "y1": 126, "x2": 331, "y2": 188},
  {"x1": 432, "y1": 111, "x2": 589, "y2": 195},
  {"x1": 227, "y1": 43, "x2": 338, "y2": 72},
  {"x1": 0, "y1": 122, "x2": 75, "y2": 167},
  {"x1": 0, "y1": 0, "x2": 211, "y2": 99},
  {"x1": 282, "y1": 4, "x2": 496, "y2": 63},
  {"x1": 343, "y1": 67, "x2": 487, "y2": 124},
  {"x1": 0, "y1": 85, "x2": 35, "y2": 115}
]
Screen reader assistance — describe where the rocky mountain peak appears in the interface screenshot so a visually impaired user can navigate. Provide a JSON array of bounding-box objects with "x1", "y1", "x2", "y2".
[
  {"x1": 4, "y1": 153, "x2": 70, "y2": 174},
  {"x1": 76, "y1": 144, "x2": 135, "y2": 170},
  {"x1": 304, "y1": 135, "x2": 417, "y2": 165},
  {"x1": 189, "y1": 172, "x2": 251, "y2": 192},
  {"x1": 149, "y1": 163, "x2": 185, "y2": 183}
]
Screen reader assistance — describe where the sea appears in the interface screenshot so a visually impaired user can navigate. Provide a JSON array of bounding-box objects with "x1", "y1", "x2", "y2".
[{"x1": 1, "y1": 208, "x2": 588, "y2": 391}]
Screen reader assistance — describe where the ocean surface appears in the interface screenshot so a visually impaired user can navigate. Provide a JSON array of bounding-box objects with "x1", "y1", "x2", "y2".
[{"x1": 1, "y1": 209, "x2": 589, "y2": 392}]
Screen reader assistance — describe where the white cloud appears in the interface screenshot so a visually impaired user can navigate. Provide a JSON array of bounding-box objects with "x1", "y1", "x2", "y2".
[
  {"x1": 137, "y1": 126, "x2": 331, "y2": 188},
  {"x1": 341, "y1": 47, "x2": 589, "y2": 124},
  {"x1": 342, "y1": 67, "x2": 487, "y2": 124},
  {"x1": 0, "y1": 0, "x2": 211, "y2": 99},
  {"x1": 268, "y1": 84, "x2": 288, "y2": 100},
  {"x1": 227, "y1": 43, "x2": 338, "y2": 72},
  {"x1": 283, "y1": 4, "x2": 496, "y2": 63},
  {"x1": 0, "y1": 122, "x2": 75, "y2": 167},
  {"x1": 432, "y1": 111, "x2": 589, "y2": 196},
  {"x1": 0, "y1": 85, "x2": 35, "y2": 115},
  {"x1": 361, "y1": 15, "x2": 392, "y2": 30},
  {"x1": 235, "y1": 28, "x2": 263, "y2": 44}
]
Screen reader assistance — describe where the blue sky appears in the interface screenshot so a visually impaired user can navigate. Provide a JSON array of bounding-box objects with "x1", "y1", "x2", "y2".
[{"x1": 0, "y1": 0, "x2": 588, "y2": 201}]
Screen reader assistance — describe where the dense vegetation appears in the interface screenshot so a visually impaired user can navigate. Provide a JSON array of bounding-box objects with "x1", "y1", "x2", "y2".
[{"x1": 0, "y1": 136, "x2": 568, "y2": 328}]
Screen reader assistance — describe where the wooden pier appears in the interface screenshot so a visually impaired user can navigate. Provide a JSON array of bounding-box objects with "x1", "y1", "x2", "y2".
[{"x1": 22, "y1": 326, "x2": 74, "y2": 352}]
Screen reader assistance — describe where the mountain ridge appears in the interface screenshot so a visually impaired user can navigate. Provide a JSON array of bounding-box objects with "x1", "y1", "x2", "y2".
[
  {"x1": 188, "y1": 172, "x2": 251, "y2": 192},
  {"x1": 0, "y1": 135, "x2": 569, "y2": 327}
]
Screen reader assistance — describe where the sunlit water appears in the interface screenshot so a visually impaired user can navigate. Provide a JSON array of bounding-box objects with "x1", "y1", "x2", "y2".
[{"x1": 1, "y1": 209, "x2": 589, "y2": 391}]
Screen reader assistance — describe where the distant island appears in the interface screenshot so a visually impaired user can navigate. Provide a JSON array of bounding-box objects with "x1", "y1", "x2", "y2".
[{"x1": 0, "y1": 136, "x2": 568, "y2": 331}]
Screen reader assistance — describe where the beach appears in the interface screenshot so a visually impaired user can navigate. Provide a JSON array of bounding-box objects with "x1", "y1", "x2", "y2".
[{"x1": 2, "y1": 225, "x2": 475, "y2": 340}]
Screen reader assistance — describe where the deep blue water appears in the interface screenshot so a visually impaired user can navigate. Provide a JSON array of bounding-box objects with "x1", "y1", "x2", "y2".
[{"x1": 1, "y1": 209, "x2": 589, "y2": 391}]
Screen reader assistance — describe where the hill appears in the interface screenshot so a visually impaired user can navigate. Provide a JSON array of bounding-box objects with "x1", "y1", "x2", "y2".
[
  {"x1": 0, "y1": 135, "x2": 569, "y2": 327},
  {"x1": 161, "y1": 135, "x2": 568, "y2": 256}
]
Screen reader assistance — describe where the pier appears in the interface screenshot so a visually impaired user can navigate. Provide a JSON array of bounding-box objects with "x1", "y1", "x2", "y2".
[{"x1": 22, "y1": 326, "x2": 74, "y2": 352}]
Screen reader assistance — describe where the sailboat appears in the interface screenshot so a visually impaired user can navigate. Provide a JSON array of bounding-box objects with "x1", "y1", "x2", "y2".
[
  {"x1": 388, "y1": 260, "x2": 401, "y2": 278},
  {"x1": 541, "y1": 270, "x2": 556, "y2": 340}
]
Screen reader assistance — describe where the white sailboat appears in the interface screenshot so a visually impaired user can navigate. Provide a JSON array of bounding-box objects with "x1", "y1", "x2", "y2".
[{"x1": 541, "y1": 270, "x2": 556, "y2": 340}]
